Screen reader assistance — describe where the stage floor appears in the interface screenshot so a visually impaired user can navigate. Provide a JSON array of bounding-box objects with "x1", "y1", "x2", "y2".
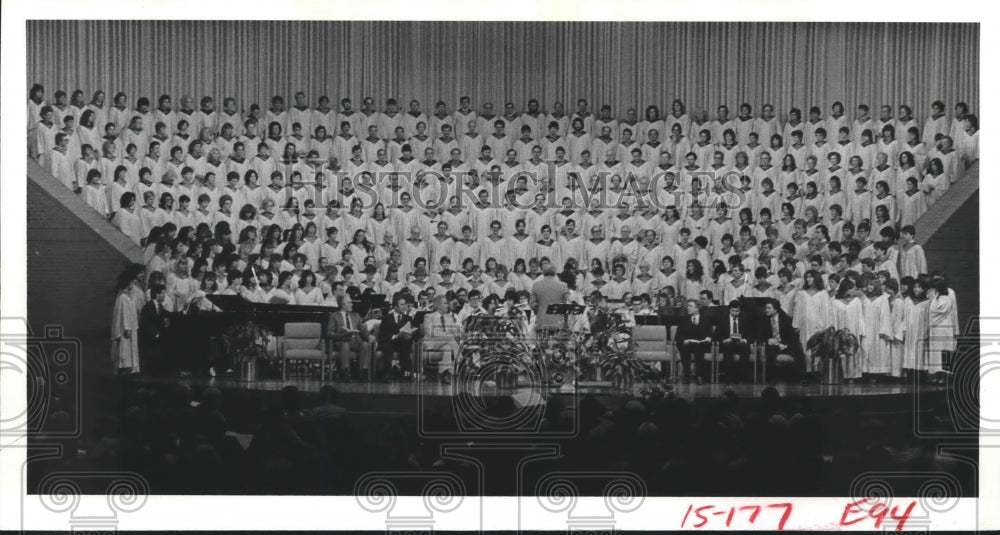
[{"x1": 128, "y1": 372, "x2": 945, "y2": 402}]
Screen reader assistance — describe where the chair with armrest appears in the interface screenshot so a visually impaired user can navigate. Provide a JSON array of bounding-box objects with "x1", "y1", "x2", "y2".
[
  {"x1": 632, "y1": 324, "x2": 670, "y2": 379},
  {"x1": 282, "y1": 322, "x2": 327, "y2": 381}
]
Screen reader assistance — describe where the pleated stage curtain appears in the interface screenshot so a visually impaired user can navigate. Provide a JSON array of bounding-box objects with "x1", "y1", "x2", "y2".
[{"x1": 27, "y1": 21, "x2": 979, "y2": 123}]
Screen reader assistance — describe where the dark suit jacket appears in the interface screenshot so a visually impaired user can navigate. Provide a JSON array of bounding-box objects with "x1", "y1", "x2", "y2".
[
  {"x1": 675, "y1": 314, "x2": 713, "y2": 343},
  {"x1": 758, "y1": 311, "x2": 804, "y2": 360},
  {"x1": 714, "y1": 312, "x2": 755, "y2": 343},
  {"x1": 759, "y1": 310, "x2": 796, "y2": 346},
  {"x1": 377, "y1": 311, "x2": 413, "y2": 345},
  {"x1": 327, "y1": 310, "x2": 369, "y2": 341},
  {"x1": 138, "y1": 301, "x2": 169, "y2": 351}
]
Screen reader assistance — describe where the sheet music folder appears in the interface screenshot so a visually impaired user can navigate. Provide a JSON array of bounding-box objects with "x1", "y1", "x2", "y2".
[{"x1": 547, "y1": 304, "x2": 586, "y2": 315}]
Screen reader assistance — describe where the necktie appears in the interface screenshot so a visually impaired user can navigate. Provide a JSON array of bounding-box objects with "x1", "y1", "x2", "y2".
[
  {"x1": 344, "y1": 312, "x2": 351, "y2": 330},
  {"x1": 693, "y1": 315, "x2": 699, "y2": 326},
  {"x1": 772, "y1": 315, "x2": 779, "y2": 336},
  {"x1": 733, "y1": 317, "x2": 738, "y2": 336},
  {"x1": 440, "y1": 314, "x2": 446, "y2": 328}
]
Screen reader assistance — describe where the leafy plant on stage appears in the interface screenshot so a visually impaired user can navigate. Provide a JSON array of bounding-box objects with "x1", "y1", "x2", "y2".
[
  {"x1": 223, "y1": 318, "x2": 273, "y2": 365},
  {"x1": 806, "y1": 327, "x2": 860, "y2": 363},
  {"x1": 457, "y1": 314, "x2": 536, "y2": 383},
  {"x1": 579, "y1": 311, "x2": 655, "y2": 390}
]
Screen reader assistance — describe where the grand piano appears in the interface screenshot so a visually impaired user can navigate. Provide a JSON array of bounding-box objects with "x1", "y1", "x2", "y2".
[{"x1": 166, "y1": 296, "x2": 353, "y2": 373}]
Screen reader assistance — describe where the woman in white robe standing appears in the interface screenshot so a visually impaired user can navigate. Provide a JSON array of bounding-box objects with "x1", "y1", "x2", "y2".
[
  {"x1": 860, "y1": 276, "x2": 894, "y2": 379},
  {"x1": 832, "y1": 279, "x2": 866, "y2": 382},
  {"x1": 792, "y1": 269, "x2": 830, "y2": 373},
  {"x1": 902, "y1": 277, "x2": 930, "y2": 376},
  {"x1": 925, "y1": 279, "x2": 956, "y2": 382},
  {"x1": 111, "y1": 267, "x2": 142, "y2": 374}
]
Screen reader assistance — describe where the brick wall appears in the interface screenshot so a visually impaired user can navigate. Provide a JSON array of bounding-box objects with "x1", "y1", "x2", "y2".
[{"x1": 27, "y1": 160, "x2": 143, "y2": 374}]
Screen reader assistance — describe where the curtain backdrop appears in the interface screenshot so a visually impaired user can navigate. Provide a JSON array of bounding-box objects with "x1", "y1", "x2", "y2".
[{"x1": 27, "y1": 21, "x2": 978, "y2": 124}]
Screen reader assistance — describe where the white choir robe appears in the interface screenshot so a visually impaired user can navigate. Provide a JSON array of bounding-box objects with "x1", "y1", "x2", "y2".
[
  {"x1": 902, "y1": 297, "x2": 929, "y2": 370},
  {"x1": 846, "y1": 190, "x2": 873, "y2": 225},
  {"x1": 460, "y1": 133, "x2": 486, "y2": 162},
  {"x1": 478, "y1": 236, "x2": 508, "y2": 267},
  {"x1": 793, "y1": 289, "x2": 831, "y2": 371},
  {"x1": 628, "y1": 273, "x2": 657, "y2": 297},
  {"x1": 532, "y1": 239, "x2": 557, "y2": 265},
  {"x1": 434, "y1": 136, "x2": 461, "y2": 163},
  {"x1": 709, "y1": 120, "x2": 736, "y2": 146},
  {"x1": 898, "y1": 242, "x2": 927, "y2": 279},
  {"x1": 484, "y1": 133, "x2": 513, "y2": 163},
  {"x1": 428, "y1": 113, "x2": 454, "y2": 140},
  {"x1": 734, "y1": 117, "x2": 757, "y2": 146},
  {"x1": 331, "y1": 135, "x2": 358, "y2": 167},
  {"x1": 584, "y1": 239, "x2": 611, "y2": 269},
  {"x1": 508, "y1": 235, "x2": 534, "y2": 267},
  {"x1": 922, "y1": 115, "x2": 950, "y2": 147},
  {"x1": 862, "y1": 294, "x2": 894, "y2": 374},
  {"x1": 321, "y1": 241, "x2": 345, "y2": 265},
  {"x1": 608, "y1": 239, "x2": 641, "y2": 270},
  {"x1": 453, "y1": 239, "x2": 480, "y2": 268},
  {"x1": 888, "y1": 297, "x2": 906, "y2": 377},
  {"x1": 42, "y1": 149, "x2": 75, "y2": 188},
  {"x1": 427, "y1": 235, "x2": 455, "y2": 271},
  {"x1": 111, "y1": 209, "x2": 147, "y2": 245},
  {"x1": 833, "y1": 296, "x2": 867, "y2": 379},
  {"x1": 722, "y1": 276, "x2": 752, "y2": 305},
  {"x1": 556, "y1": 235, "x2": 585, "y2": 268},
  {"x1": 565, "y1": 132, "x2": 592, "y2": 165},
  {"x1": 540, "y1": 134, "x2": 566, "y2": 162},
  {"x1": 111, "y1": 291, "x2": 140, "y2": 371},
  {"x1": 898, "y1": 190, "x2": 927, "y2": 227},
  {"x1": 872, "y1": 193, "x2": 897, "y2": 224},
  {"x1": 400, "y1": 238, "x2": 429, "y2": 273},
  {"x1": 921, "y1": 172, "x2": 948, "y2": 207},
  {"x1": 390, "y1": 206, "x2": 421, "y2": 246}
]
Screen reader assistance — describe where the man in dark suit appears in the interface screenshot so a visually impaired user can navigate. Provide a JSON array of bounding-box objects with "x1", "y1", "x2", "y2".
[
  {"x1": 675, "y1": 299, "x2": 714, "y2": 384},
  {"x1": 759, "y1": 298, "x2": 805, "y2": 382},
  {"x1": 377, "y1": 293, "x2": 416, "y2": 381},
  {"x1": 327, "y1": 294, "x2": 373, "y2": 381},
  {"x1": 138, "y1": 284, "x2": 170, "y2": 375},
  {"x1": 713, "y1": 300, "x2": 754, "y2": 383}
]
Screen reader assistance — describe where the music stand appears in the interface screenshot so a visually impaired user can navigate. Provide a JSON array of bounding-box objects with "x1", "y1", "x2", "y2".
[
  {"x1": 547, "y1": 303, "x2": 586, "y2": 330},
  {"x1": 357, "y1": 293, "x2": 388, "y2": 318}
]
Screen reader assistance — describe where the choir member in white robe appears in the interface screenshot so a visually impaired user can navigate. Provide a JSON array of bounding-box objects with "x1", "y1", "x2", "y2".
[
  {"x1": 111, "y1": 274, "x2": 141, "y2": 373},
  {"x1": 921, "y1": 159, "x2": 949, "y2": 206},
  {"x1": 902, "y1": 283, "x2": 930, "y2": 372},
  {"x1": 112, "y1": 192, "x2": 144, "y2": 245},
  {"x1": 925, "y1": 281, "x2": 956, "y2": 377},
  {"x1": 860, "y1": 278, "x2": 894, "y2": 376},
  {"x1": 400, "y1": 226, "x2": 429, "y2": 274},
  {"x1": 833, "y1": 283, "x2": 867, "y2": 381},
  {"x1": 792, "y1": 271, "x2": 831, "y2": 372},
  {"x1": 898, "y1": 178, "x2": 927, "y2": 227},
  {"x1": 922, "y1": 101, "x2": 950, "y2": 147},
  {"x1": 897, "y1": 226, "x2": 927, "y2": 279}
]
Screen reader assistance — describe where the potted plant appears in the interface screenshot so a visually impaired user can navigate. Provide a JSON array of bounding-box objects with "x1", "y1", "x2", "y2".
[
  {"x1": 223, "y1": 318, "x2": 272, "y2": 382},
  {"x1": 806, "y1": 327, "x2": 860, "y2": 384},
  {"x1": 457, "y1": 315, "x2": 535, "y2": 389},
  {"x1": 580, "y1": 314, "x2": 652, "y2": 391}
]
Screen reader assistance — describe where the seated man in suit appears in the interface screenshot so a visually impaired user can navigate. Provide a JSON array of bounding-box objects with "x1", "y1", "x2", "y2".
[
  {"x1": 327, "y1": 294, "x2": 373, "y2": 381},
  {"x1": 377, "y1": 293, "x2": 417, "y2": 381},
  {"x1": 713, "y1": 299, "x2": 754, "y2": 383},
  {"x1": 675, "y1": 299, "x2": 714, "y2": 384},
  {"x1": 422, "y1": 295, "x2": 461, "y2": 383},
  {"x1": 759, "y1": 298, "x2": 805, "y2": 383}
]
